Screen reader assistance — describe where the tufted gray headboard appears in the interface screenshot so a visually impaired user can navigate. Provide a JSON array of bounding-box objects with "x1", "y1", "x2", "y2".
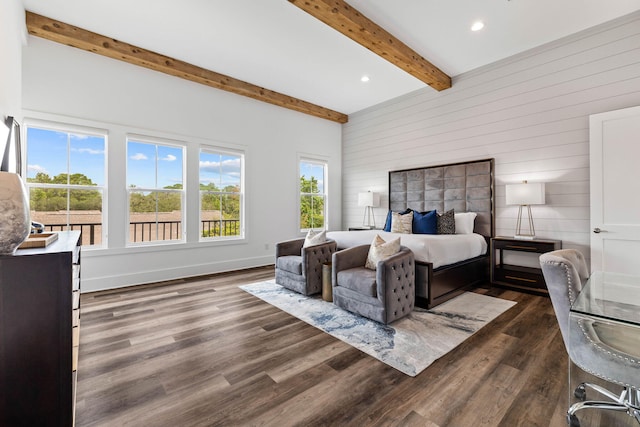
[{"x1": 388, "y1": 158, "x2": 495, "y2": 238}]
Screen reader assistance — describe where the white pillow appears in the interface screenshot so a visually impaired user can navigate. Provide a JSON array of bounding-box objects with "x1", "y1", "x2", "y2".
[
  {"x1": 365, "y1": 235, "x2": 401, "y2": 270},
  {"x1": 390, "y1": 211, "x2": 413, "y2": 234},
  {"x1": 455, "y1": 212, "x2": 477, "y2": 234},
  {"x1": 303, "y1": 229, "x2": 327, "y2": 247}
]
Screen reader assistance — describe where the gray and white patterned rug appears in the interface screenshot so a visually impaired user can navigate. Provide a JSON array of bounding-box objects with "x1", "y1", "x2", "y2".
[{"x1": 240, "y1": 280, "x2": 516, "y2": 376}]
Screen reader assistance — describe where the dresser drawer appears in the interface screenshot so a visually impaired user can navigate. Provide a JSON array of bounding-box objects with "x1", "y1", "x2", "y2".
[
  {"x1": 72, "y1": 346, "x2": 79, "y2": 372},
  {"x1": 73, "y1": 246, "x2": 81, "y2": 264},
  {"x1": 72, "y1": 264, "x2": 81, "y2": 290},
  {"x1": 72, "y1": 324, "x2": 80, "y2": 372}
]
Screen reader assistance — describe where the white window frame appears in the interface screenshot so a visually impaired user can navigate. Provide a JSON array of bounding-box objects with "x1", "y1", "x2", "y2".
[
  {"x1": 298, "y1": 156, "x2": 328, "y2": 232},
  {"x1": 23, "y1": 120, "x2": 108, "y2": 248},
  {"x1": 126, "y1": 135, "x2": 186, "y2": 246},
  {"x1": 199, "y1": 146, "x2": 245, "y2": 242}
]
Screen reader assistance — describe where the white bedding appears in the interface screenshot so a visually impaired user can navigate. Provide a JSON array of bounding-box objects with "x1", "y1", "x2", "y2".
[{"x1": 326, "y1": 230, "x2": 487, "y2": 269}]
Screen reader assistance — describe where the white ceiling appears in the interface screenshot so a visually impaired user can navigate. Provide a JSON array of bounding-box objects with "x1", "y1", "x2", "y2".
[{"x1": 21, "y1": 0, "x2": 640, "y2": 115}]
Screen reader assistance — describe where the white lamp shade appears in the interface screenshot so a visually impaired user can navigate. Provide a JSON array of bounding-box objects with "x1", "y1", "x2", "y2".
[
  {"x1": 505, "y1": 182, "x2": 545, "y2": 205},
  {"x1": 358, "y1": 191, "x2": 380, "y2": 207}
]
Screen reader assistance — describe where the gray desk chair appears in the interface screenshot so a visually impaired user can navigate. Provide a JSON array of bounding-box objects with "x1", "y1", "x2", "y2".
[
  {"x1": 275, "y1": 238, "x2": 337, "y2": 296},
  {"x1": 332, "y1": 244, "x2": 414, "y2": 324},
  {"x1": 540, "y1": 249, "x2": 640, "y2": 427}
]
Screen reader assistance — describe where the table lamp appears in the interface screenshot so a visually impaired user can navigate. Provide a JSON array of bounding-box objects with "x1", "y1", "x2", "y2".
[
  {"x1": 505, "y1": 181, "x2": 545, "y2": 239},
  {"x1": 358, "y1": 191, "x2": 380, "y2": 229}
]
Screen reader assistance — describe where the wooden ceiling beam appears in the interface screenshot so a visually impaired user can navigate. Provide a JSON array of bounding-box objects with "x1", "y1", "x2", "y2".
[
  {"x1": 25, "y1": 11, "x2": 348, "y2": 124},
  {"x1": 288, "y1": 0, "x2": 451, "y2": 91}
]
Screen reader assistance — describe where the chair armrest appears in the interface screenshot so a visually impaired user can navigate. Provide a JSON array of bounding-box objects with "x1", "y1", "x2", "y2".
[
  {"x1": 332, "y1": 244, "x2": 369, "y2": 286},
  {"x1": 377, "y1": 247, "x2": 415, "y2": 307},
  {"x1": 301, "y1": 240, "x2": 337, "y2": 293},
  {"x1": 276, "y1": 238, "x2": 304, "y2": 258}
]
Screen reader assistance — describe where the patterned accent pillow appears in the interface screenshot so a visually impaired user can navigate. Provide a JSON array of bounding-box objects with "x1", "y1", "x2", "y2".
[
  {"x1": 437, "y1": 209, "x2": 455, "y2": 234},
  {"x1": 391, "y1": 211, "x2": 413, "y2": 234},
  {"x1": 303, "y1": 229, "x2": 327, "y2": 247},
  {"x1": 365, "y1": 235, "x2": 401, "y2": 270},
  {"x1": 383, "y1": 208, "x2": 412, "y2": 231}
]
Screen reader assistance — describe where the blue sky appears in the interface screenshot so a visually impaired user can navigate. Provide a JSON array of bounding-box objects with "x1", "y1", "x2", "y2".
[
  {"x1": 27, "y1": 127, "x2": 106, "y2": 185},
  {"x1": 199, "y1": 151, "x2": 241, "y2": 189},
  {"x1": 25, "y1": 128, "x2": 248, "y2": 191},
  {"x1": 127, "y1": 140, "x2": 183, "y2": 188},
  {"x1": 300, "y1": 161, "x2": 325, "y2": 193}
]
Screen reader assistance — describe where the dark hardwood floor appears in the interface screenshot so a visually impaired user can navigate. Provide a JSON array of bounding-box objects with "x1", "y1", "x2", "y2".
[{"x1": 76, "y1": 266, "x2": 635, "y2": 426}]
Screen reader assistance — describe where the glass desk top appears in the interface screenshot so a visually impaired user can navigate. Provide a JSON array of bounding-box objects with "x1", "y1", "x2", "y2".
[{"x1": 571, "y1": 271, "x2": 640, "y2": 327}]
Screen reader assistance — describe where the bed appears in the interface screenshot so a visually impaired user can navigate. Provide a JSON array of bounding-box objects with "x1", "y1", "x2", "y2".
[{"x1": 328, "y1": 158, "x2": 495, "y2": 309}]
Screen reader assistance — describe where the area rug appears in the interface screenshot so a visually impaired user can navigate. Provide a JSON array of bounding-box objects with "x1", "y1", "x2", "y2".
[{"x1": 240, "y1": 281, "x2": 516, "y2": 376}]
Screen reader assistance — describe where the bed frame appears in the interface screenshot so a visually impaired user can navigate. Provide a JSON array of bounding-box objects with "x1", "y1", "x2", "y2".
[{"x1": 388, "y1": 158, "x2": 495, "y2": 309}]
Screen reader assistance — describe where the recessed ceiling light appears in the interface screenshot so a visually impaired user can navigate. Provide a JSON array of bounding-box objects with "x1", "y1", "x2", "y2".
[
  {"x1": 471, "y1": 21, "x2": 485, "y2": 32},
  {"x1": 360, "y1": 75, "x2": 370, "y2": 83}
]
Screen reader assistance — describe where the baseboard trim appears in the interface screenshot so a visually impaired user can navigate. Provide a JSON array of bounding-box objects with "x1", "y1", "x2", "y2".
[{"x1": 82, "y1": 255, "x2": 274, "y2": 292}]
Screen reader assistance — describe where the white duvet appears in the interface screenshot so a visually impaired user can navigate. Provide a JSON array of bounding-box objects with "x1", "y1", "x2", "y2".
[{"x1": 326, "y1": 230, "x2": 487, "y2": 269}]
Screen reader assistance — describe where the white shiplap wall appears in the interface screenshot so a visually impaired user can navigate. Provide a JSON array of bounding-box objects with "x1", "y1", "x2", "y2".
[{"x1": 342, "y1": 11, "x2": 640, "y2": 262}]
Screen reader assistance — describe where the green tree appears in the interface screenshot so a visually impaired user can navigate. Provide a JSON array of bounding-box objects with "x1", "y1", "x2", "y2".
[
  {"x1": 300, "y1": 175, "x2": 324, "y2": 229},
  {"x1": 200, "y1": 183, "x2": 241, "y2": 237},
  {"x1": 200, "y1": 182, "x2": 221, "y2": 211},
  {"x1": 128, "y1": 185, "x2": 182, "y2": 213},
  {"x1": 28, "y1": 173, "x2": 102, "y2": 211},
  {"x1": 129, "y1": 191, "x2": 156, "y2": 212},
  {"x1": 157, "y1": 191, "x2": 181, "y2": 212}
]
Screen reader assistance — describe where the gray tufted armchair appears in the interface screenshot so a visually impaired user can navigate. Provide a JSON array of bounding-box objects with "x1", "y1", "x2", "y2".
[
  {"x1": 275, "y1": 238, "x2": 337, "y2": 296},
  {"x1": 332, "y1": 244, "x2": 415, "y2": 324}
]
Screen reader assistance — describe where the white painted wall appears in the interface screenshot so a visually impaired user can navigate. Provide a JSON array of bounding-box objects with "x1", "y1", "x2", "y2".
[
  {"x1": 342, "y1": 11, "x2": 640, "y2": 264},
  {"x1": 0, "y1": 2, "x2": 24, "y2": 125},
  {"x1": 22, "y1": 37, "x2": 342, "y2": 292}
]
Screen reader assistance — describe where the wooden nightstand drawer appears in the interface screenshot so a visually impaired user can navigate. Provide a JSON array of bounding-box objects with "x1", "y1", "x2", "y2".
[
  {"x1": 492, "y1": 239, "x2": 557, "y2": 253},
  {"x1": 493, "y1": 265, "x2": 546, "y2": 290}
]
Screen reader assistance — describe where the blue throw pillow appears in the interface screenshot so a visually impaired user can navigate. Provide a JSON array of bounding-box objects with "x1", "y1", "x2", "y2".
[
  {"x1": 413, "y1": 210, "x2": 437, "y2": 234},
  {"x1": 383, "y1": 208, "x2": 412, "y2": 232}
]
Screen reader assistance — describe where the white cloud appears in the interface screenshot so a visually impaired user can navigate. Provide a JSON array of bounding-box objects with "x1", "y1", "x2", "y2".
[
  {"x1": 199, "y1": 158, "x2": 240, "y2": 174},
  {"x1": 199, "y1": 160, "x2": 219, "y2": 172},
  {"x1": 28, "y1": 164, "x2": 47, "y2": 174},
  {"x1": 130, "y1": 153, "x2": 148, "y2": 160},
  {"x1": 161, "y1": 154, "x2": 177, "y2": 162},
  {"x1": 73, "y1": 147, "x2": 104, "y2": 155}
]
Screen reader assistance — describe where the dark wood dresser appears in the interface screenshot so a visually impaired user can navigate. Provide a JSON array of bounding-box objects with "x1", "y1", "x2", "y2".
[{"x1": 0, "y1": 231, "x2": 81, "y2": 426}]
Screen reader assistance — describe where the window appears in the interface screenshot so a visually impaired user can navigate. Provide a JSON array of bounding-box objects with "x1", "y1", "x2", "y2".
[
  {"x1": 127, "y1": 137, "x2": 184, "y2": 244},
  {"x1": 199, "y1": 148, "x2": 244, "y2": 240},
  {"x1": 25, "y1": 124, "x2": 106, "y2": 247},
  {"x1": 299, "y1": 159, "x2": 327, "y2": 231}
]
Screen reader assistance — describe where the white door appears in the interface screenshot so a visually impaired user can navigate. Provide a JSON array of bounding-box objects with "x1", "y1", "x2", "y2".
[{"x1": 589, "y1": 105, "x2": 640, "y2": 274}]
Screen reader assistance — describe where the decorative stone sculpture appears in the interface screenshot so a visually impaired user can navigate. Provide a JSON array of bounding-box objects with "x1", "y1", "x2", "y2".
[{"x1": 0, "y1": 172, "x2": 31, "y2": 255}]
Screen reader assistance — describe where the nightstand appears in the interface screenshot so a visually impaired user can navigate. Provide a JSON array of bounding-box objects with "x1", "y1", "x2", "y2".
[{"x1": 490, "y1": 237, "x2": 562, "y2": 293}]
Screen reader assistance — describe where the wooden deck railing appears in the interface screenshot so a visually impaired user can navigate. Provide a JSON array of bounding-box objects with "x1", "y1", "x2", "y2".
[{"x1": 43, "y1": 219, "x2": 240, "y2": 246}]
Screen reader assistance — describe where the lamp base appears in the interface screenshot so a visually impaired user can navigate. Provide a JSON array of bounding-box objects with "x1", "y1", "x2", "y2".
[
  {"x1": 362, "y1": 206, "x2": 376, "y2": 229},
  {"x1": 514, "y1": 205, "x2": 536, "y2": 241},
  {"x1": 513, "y1": 234, "x2": 535, "y2": 240}
]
